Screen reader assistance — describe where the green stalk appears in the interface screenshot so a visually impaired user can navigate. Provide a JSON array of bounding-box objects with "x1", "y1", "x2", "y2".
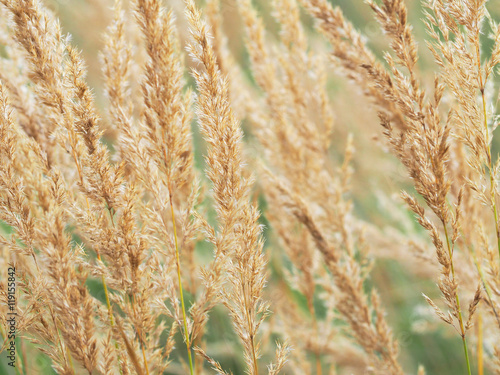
[
  {"x1": 445, "y1": 195, "x2": 500, "y2": 327},
  {"x1": 468, "y1": 242, "x2": 500, "y2": 327},
  {"x1": 170, "y1": 195, "x2": 194, "y2": 375}
]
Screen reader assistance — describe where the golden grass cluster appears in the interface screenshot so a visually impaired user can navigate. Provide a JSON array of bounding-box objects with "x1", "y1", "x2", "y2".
[{"x1": 1, "y1": 0, "x2": 500, "y2": 374}]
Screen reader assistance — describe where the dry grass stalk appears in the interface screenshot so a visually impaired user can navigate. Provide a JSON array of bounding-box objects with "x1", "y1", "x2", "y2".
[{"x1": 183, "y1": 1, "x2": 289, "y2": 373}]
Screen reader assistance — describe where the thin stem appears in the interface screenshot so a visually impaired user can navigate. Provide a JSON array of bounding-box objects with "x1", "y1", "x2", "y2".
[
  {"x1": 130, "y1": 294, "x2": 150, "y2": 375},
  {"x1": 443, "y1": 223, "x2": 471, "y2": 375},
  {"x1": 68, "y1": 147, "x2": 122, "y2": 373},
  {"x1": 476, "y1": 46, "x2": 500, "y2": 260},
  {"x1": 0, "y1": 323, "x2": 5, "y2": 350},
  {"x1": 14, "y1": 356, "x2": 22, "y2": 375},
  {"x1": 0, "y1": 326, "x2": 21, "y2": 375},
  {"x1": 446, "y1": 196, "x2": 500, "y2": 327},
  {"x1": 99, "y1": 248, "x2": 124, "y2": 375},
  {"x1": 469, "y1": 241, "x2": 500, "y2": 327},
  {"x1": 461, "y1": 336, "x2": 471, "y2": 375},
  {"x1": 478, "y1": 313, "x2": 484, "y2": 375},
  {"x1": 169, "y1": 193, "x2": 194, "y2": 375},
  {"x1": 100, "y1": 186, "x2": 125, "y2": 374},
  {"x1": 242, "y1": 280, "x2": 259, "y2": 375},
  {"x1": 13, "y1": 356, "x2": 22, "y2": 375},
  {"x1": 141, "y1": 344, "x2": 150, "y2": 375}
]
